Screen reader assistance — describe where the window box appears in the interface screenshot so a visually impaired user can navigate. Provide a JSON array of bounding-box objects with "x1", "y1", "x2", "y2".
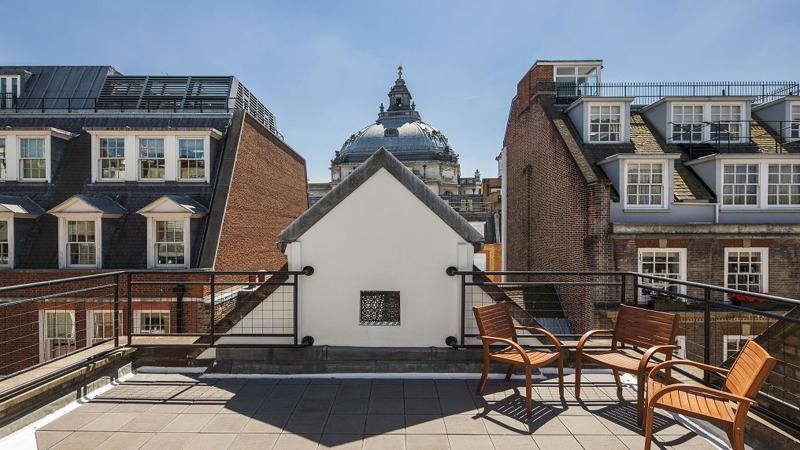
[
  {"x1": 642, "y1": 288, "x2": 687, "y2": 311},
  {"x1": 729, "y1": 293, "x2": 773, "y2": 311}
]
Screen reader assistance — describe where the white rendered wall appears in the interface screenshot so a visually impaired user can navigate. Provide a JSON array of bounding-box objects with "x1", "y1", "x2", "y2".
[{"x1": 290, "y1": 168, "x2": 473, "y2": 347}]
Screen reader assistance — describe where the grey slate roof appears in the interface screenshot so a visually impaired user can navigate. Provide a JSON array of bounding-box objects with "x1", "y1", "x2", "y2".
[
  {"x1": 54, "y1": 194, "x2": 127, "y2": 215},
  {"x1": 0, "y1": 195, "x2": 45, "y2": 217},
  {"x1": 278, "y1": 148, "x2": 484, "y2": 252},
  {"x1": 2, "y1": 66, "x2": 119, "y2": 110}
]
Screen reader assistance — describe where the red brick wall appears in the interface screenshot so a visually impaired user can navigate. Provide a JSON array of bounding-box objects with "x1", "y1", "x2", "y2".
[
  {"x1": 504, "y1": 73, "x2": 613, "y2": 331},
  {"x1": 214, "y1": 114, "x2": 308, "y2": 271}
]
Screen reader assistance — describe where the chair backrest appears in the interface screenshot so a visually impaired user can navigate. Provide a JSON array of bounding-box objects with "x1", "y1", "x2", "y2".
[
  {"x1": 473, "y1": 303, "x2": 517, "y2": 341},
  {"x1": 724, "y1": 340, "x2": 777, "y2": 399},
  {"x1": 613, "y1": 305, "x2": 679, "y2": 351}
]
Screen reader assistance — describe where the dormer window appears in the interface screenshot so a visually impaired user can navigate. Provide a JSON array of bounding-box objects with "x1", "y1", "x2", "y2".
[
  {"x1": 671, "y1": 105, "x2": 704, "y2": 143},
  {"x1": 791, "y1": 105, "x2": 800, "y2": 140},
  {"x1": 722, "y1": 163, "x2": 759, "y2": 207},
  {"x1": 626, "y1": 162, "x2": 665, "y2": 207},
  {"x1": 767, "y1": 163, "x2": 800, "y2": 206},
  {"x1": 0, "y1": 219, "x2": 10, "y2": 266},
  {"x1": 0, "y1": 137, "x2": 6, "y2": 179},
  {"x1": 178, "y1": 138, "x2": 205, "y2": 181},
  {"x1": 554, "y1": 66, "x2": 600, "y2": 95},
  {"x1": 99, "y1": 138, "x2": 125, "y2": 180},
  {"x1": 138, "y1": 195, "x2": 208, "y2": 269},
  {"x1": 138, "y1": 138, "x2": 165, "y2": 180},
  {"x1": 710, "y1": 105, "x2": 743, "y2": 141},
  {"x1": 589, "y1": 105, "x2": 621, "y2": 142},
  {"x1": 0, "y1": 76, "x2": 20, "y2": 109},
  {"x1": 65, "y1": 220, "x2": 98, "y2": 267},
  {"x1": 19, "y1": 137, "x2": 47, "y2": 181}
]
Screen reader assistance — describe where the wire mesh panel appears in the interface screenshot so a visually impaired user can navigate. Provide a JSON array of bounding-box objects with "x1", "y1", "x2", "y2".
[{"x1": 225, "y1": 284, "x2": 295, "y2": 335}]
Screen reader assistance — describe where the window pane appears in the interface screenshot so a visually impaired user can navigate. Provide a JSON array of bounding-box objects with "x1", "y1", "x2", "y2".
[
  {"x1": 0, "y1": 220, "x2": 8, "y2": 265},
  {"x1": 67, "y1": 220, "x2": 96, "y2": 266},
  {"x1": 139, "y1": 138, "x2": 165, "y2": 179},
  {"x1": 155, "y1": 221, "x2": 185, "y2": 266},
  {"x1": 179, "y1": 139, "x2": 205, "y2": 180},
  {"x1": 626, "y1": 163, "x2": 664, "y2": 207}
]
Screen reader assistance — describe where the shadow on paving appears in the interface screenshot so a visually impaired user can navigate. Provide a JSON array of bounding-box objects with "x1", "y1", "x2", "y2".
[{"x1": 34, "y1": 373, "x2": 703, "y2": 449}]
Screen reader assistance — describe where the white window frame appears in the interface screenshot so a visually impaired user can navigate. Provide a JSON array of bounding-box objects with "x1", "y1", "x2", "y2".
[
  {"x1": 98, "y1": 137, "x2": 126, "y2": 181},
  {"x1": 767, "y1": 163, "x2": 800, "y2": 207},
  {"x1": 57, "y1": 215, "x2": 102, "y2": 269},
  {"x1": 146, "y1": 215, "x2": 190, "y2": 269},
  {"x1": 724, "y1": 247, "x2": 769, "y2": 297},
  {"x1": 789, "y1": 103, "x2": 800, "y2": 141},
  {"x1": 637, "y1": 248, "x2": 687, "y2": 304},
  {"x1": 0, "y1": 136, "x2": 6, "y2": 181},
  {"x1": 624, "y1": 161, "x2": 667, "y2": 209},
  {"x1": 721, "y1": 163, "x2": 760, "y2": 208},
  {"x1": 723, "y1": 334, "x2": 755, "y2": 360},
  {"x1": 710, "y1": 104, "x2": 744, "y2": 142},
  {"x1": 137, "y1": 137, "x2": 166, "y2": 181},
  {"x1": 553, "y1": 65, "x2": 600, "y2": 91},
  {"x1": 87, "y1": 310, "x2": 122, "y2": 345},
  {"x1": 587, "y1": 103, "x2": 624, "y2": 143},
  {"x1": 0, "y1": 216, "x2": 12, "y2": 268},
  {"x1": 177, "y1": 137, "x2": 207, "y2": 182},
  {"x1": 18, "y1": 136, "x2": 49, "y2": 182},
  {"x1": 133, "y1": 310, "x2": 171, "y2": 334},
  {"x1": 668, "y1": 102, "x2": 749, "y2": 144},
  {"x1": 39, "y1": 310, "x2": 76, "y2": 362}
]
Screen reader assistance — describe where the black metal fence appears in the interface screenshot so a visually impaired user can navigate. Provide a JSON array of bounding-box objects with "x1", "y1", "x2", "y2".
[
  {"x1": 553, "y1": 81, "x2": 800, "y2": 106},
  {"x1": 667, "y1": 120, "x2": 800, "y2": 157},
  {"x1": 447, "y1": 268, "x2": 800, "y2": 434},
  {"x1": 0, "y1": 93, "x2": 231, "y2": 113},
  {"x1": 0, "y1": 268, "x2": 312, "y2": 398}
]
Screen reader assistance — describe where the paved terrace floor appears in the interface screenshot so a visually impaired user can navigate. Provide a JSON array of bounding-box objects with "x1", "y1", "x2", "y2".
[{"x1": 33, "y1": 372, "x2": 720, "y2": 450}]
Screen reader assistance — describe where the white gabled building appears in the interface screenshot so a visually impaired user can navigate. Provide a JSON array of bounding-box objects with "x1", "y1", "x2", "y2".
[{"x1": 229, "y1": 148, "x2": 484, "y2": 347}]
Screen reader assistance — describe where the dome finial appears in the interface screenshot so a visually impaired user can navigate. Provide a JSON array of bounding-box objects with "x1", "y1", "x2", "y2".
[
  {"x1": 379, "y1": 103, "x2": 384, "y2": 113},
  {"x1": 397, "y1": 64, "x2": 403, "y2": 79}
]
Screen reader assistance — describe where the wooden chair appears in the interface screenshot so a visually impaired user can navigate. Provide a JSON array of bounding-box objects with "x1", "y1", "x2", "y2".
[
  {"x1": 644, "y1": 340, "x2": 776, "y2": 450},
  {"x1": 473, "y1": 303, "x2": 564, "y2": 415},
  {"x1": 574, "y1": 304, "x2": 679, "y2": 424}
]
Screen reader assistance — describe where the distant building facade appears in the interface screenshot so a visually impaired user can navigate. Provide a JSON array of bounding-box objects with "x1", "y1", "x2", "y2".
[
  {"x1": 0, "y1": 66, "x2": 308, "y2": 372},
  {"x1": 503, "y1": 59, "x2": 799, "y2": 363}
]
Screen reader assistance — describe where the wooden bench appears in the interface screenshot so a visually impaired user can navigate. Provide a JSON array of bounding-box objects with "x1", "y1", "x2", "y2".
[
  {"x1": 645, "y1": 340, "x2": 776, "y2": 450},
  {"x1": 574, "y1": 304, "x2": 679, "y2": 424},
  {"x1": 473, "y1": 303, "x2": 565, "y2": 415}
]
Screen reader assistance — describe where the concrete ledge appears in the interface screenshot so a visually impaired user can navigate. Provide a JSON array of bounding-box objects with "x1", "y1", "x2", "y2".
[{"x1": 0, "y1": 348, "x2": 134, "y2": 438}]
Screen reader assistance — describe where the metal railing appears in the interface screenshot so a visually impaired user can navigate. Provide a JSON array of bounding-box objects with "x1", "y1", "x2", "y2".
[
  {"x1": 0, "y1": 267, "x2": 313, "y2": 400},
  {"x1": 553, "y1": 81, "x2": 800, "y2": 106},
  {"x1": 446, "y1": 268, "x2": 800, "y2": 434},
  {"x1": 0, "y1": 93, "x2": 231, "y2": 113},
  {"x1": 668, "y1": 120, "x2": 800, "y2": 157}
]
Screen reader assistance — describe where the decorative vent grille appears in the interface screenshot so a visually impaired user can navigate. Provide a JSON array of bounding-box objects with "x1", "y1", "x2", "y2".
[{"x1": 360, "y1": 291, "x2": 400, "y2": 326}]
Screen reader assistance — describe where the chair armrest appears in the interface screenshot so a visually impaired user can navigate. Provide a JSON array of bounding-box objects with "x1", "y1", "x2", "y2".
[
  {"x1": 650, "y1": 382, "x2": 757, "y2": 407},
  {"x1": 480, "y1": 336, "x2": 531, "y2": 364},
  {"x1": 576, "y1": 329, "x2": 615, "y2": 353},
  {"x1": 638, "y1": 345, "x2": 677, "y2": 373},
  {"x1": 514, "y1": 326, "x2": 562, "y2": 351},
  {"x1": 648, "y1": 359, "x2": 730, "y2": 381}
]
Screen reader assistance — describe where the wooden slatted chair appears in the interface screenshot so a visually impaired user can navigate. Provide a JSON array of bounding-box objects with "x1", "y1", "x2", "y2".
[
  {"x1": 473, "y1": 303, "x2": 565, "y2": 415},
  {"x1": 574, "y1": 305, "x2": 679, "y2": 424},
  {"x1": 644, "y1": 340, "x2": 775, "y2": 450}
]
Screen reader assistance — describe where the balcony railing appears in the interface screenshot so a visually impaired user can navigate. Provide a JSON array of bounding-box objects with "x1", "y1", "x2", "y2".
[
  {"x1": 668, "y1": 120, "x2": 800, "y2": 157},
  {"x1": 446, "y1": 268, "x2": 800, "y2": 435},
  {"x1": 0, "y1": 268, "x2": 313, "y2": 402},
  {"x1": 0, "y1": 93, "x2": 230, "y2": 113},
  {"x1": 554, "y1": 81, "x2": 800, "y2": 106}
]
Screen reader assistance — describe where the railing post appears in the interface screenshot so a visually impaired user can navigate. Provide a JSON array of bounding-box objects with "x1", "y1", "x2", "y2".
[
  {"x1": 126, "y1": 273, "x2": 133, "y2": 346},
  {"x1": 619, "y1": 273, "x2": 627, "y2": 306},
  {"x1": 460, "y1": 274, "x2": 466, "y2": 345},
  {"x1": 209, "y1": 273, "x2": 216, "y2": 345},
  {"x1": 113, "y1": 273, "x2": 120, "y2": 347},
  {"x1": 293, "y1": 274, "x2": 299, "y2": 346},
  {"x1": 703, "y1": 286, "x2": 711, "y2": 385},
  {"x1": 633, "y1": 274, "x2": 640, "y2": 306}
]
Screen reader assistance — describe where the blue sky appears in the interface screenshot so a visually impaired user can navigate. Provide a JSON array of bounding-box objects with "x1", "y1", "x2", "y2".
[{"x1": 2, "y1": 0, "x2": 799, "y2": 180}]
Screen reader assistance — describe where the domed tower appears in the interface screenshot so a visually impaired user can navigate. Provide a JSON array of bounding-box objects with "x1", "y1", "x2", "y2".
[{"x1": 330, "y1": 66, "x2": 461, "y2": 195}]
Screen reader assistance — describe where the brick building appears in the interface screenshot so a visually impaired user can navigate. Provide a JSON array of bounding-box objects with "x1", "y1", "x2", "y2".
[
  {"x1": 503, "y1": 59, "x2": 800, "y2": 362},
  {"x1": 0, "y1": 66, "x2": 308, "y2": 373}
]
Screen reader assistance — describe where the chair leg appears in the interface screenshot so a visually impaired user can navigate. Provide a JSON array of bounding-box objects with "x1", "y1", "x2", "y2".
[
  {"x1": 505, "y1": 364, "x2": 514, "y2": 381},
  {"x1": 477, "y1": 355, "x2": 490, "y2": 394},
  {"x1": 729, "y1": 423, "x2": 745, "y2": 450},
  {"x1": 574, "y1": 353, "x2": 582, "y2": 399},
  {"x1": 636, "y1": 374, "x2": 645, "y2": 426},
  {"x1": 557, "y1": 353, "x2": 565, "y2": 398},
  {"x1": 525, "y1": 366, "x2": 533, "y2": 415},
  {"x1": 644, "y1": 404, "x2": 655, "y2": 450},
  {"x1": 612, "y1": 370, "x2": 622, "y2": 389}
]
